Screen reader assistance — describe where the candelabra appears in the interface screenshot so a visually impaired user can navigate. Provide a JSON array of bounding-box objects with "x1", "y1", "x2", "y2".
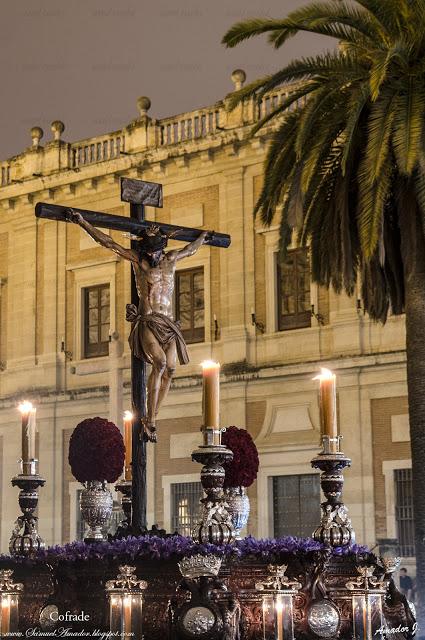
[
  {"x1": 311, "y1": 435, "x2": 355, "y2": 547},
  {"x1": 192, "y1": 426, "x2": 235, "y2": 545},
  {"x1": 114, "y1": 478, "x2": 132, "y2": 539},
  {"x1": 9, "y1": 459, "x2": 46, "y2": 556}
]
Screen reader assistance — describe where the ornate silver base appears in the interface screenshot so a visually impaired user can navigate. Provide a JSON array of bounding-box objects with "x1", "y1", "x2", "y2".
[
  {"x1": 311, "y1": 436, "x2": 355, "y2": 547},
  {"x1": 80, "y1": 480, "x2": 113, "y2": 542},
  {"x1": 192, "y1": 444, "x2": 235, "y2": 545},
  {"x1": 9, "y1": 472, "x2": 46, "y2": 556},
  {"x1": 224, "y1": 486, "x2": 250, "y2": 540}
]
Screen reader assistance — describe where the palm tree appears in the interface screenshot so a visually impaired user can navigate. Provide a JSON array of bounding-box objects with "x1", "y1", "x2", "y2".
[{"x1": 223, "y1": 0, "x2": 425, "y2": 625}]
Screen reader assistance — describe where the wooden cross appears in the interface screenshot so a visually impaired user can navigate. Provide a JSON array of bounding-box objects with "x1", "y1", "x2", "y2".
[{"x1": 35, "y1": 178, "x2": 231, "y2": 534}]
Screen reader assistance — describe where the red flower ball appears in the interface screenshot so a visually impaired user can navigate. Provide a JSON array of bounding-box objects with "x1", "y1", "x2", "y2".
[
  {"x1": 221, "y1": 426, "x2": 259, "y2": 488},
  {"x1": 68, "y1": 417, "x2": 125, "y2": 484}
]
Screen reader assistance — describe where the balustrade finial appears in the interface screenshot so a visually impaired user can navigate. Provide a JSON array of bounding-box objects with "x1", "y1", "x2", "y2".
[
  {"x1": 30, "y1": 126, "x2": 44, "y2": 149},
  {"x1": 51, "y1": 120, "x2": 65, "y2": 141},
  {"x1": 137, "y1": 96, "x2": 151, "y2": 117},
  {"x1": 231, "y1": 69, "x2": 246, "y2": 91}
]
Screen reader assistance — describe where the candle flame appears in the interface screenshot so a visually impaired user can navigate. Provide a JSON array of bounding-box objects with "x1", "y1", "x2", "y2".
[
  {"x1": 201, "y1": 360, "x2": 220, "y2": 370},
  {"x1": 275, "y1": 598, "x2": 284, "y2": 613},
  {"x1": 18, "y1": 401, "x2": 33, "y2": 414},
  {"x1": 123, "y1": 410, "x2": 133, "y2": 421},
  {"x1": 313, "y1": 367, "x2": 334, "y2": 381}
]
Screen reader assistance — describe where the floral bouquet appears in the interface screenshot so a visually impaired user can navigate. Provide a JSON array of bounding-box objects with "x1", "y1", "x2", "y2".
[
  {"x1": 221, "y1": 426, "x2": 259, "y2": 488},
  {"x1": 68, "y1": 417, "x2": 125, "y2": 484}
]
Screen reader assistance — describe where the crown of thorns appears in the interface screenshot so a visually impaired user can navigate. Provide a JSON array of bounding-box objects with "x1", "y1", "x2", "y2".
[{"x1": 123, "y1": 224, "x2": 181, "y2": 248}]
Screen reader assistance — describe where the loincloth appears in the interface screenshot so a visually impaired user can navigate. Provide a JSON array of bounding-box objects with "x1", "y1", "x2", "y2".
[{"x1": 126, "y1": 304, "x2": 189, "y2": 365}]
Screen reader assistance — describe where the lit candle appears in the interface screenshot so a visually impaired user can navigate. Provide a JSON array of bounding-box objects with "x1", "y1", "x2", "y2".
[
  {"x1": 1, "y1": 595, "x2": 10, "y2": 636},
  {"x1": 275, "y1": 597, "x2": 283, "y2": 640},
  {"x1": 18, "y1": 402, "x2": 36, "y2": 464},
  {"x1": 123, "y1": 411, "x2": 133, "y2": 481},
  {"x1": 313, "y1": 368, "x2": 338, "y2": 444},
  {"x1": 201, "y1": 361, "x2": 220, "y2": 430},
  {"x1": 123, "y1": 595, "x2": 131, "y2": 635}
]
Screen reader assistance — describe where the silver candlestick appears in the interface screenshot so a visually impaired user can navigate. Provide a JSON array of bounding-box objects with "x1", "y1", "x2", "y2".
[
  {"x1": 311, "y1": 435, "x2": 355, "y2": 547},
  {"x1": 192, "y1": 426, "x2": 235, "y2": 544},
  {"x1": 9, "y1": 459, "x2": 45, "y2": 556}
]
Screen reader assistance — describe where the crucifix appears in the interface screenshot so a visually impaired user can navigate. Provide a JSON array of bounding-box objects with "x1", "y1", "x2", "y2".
[{"x1": 35, "y1": 178, "x2": 231, "y2": 534}]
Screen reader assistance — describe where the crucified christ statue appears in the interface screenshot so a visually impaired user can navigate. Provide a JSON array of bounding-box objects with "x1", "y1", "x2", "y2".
[{"x1": 68, "y1": 209, "x2": 209, "y2": 442}]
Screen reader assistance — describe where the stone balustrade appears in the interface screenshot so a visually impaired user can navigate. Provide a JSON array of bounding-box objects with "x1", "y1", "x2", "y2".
[
  {"x1": 0, "y1": 162, "x2": 10, "y2": 187},
  {"x1": 0, "y1": 72, "x2": 302, "y2": 185},
  {"x1": 69, "y1": 132, "x2": 126, "y2": 168},
  {"x1": 159, "y1": 105, "x2": 222, "y2": 146},
  {"x1": 257, "y1": 85, "x2": 307, "y2": 120}
]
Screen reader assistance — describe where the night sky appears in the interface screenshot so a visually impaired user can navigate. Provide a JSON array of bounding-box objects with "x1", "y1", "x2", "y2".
[{"x1": 0, "y1": 0, "x2": 330, "y2": 159}]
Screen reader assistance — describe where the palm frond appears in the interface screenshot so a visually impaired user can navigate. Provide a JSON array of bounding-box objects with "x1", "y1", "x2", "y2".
[
  {"x1": 392, "y1": 79, "x2": 425, "y2": 176},
  {"x1": 300, "y1": 102, "x2": 347, "y2": 197},
  {"x1": 354, "y1": 0, "x2": 408, "y2": 38},
  {"x1": 361, "y1": 256, "x2": 390, "y2": 321},
  {"x1": 357, "y1": 152, "x2": 393, "y2": 258},
  {"x1": 226, "y1": 52, "x2": 361, "y2": 113},
  {"x1": 222, "y1": 18, "x2": 293, "y2": 48},
  {"x1": 341, "y1": 82, "x2": 370, "y2": 175},
  {"x1": 250, "y1": 81, "x2": 321, "y2": 136},
  {"x1": 268, "y1": 1, "x2": 388, "y2": 49},
  {"x1": 414, "y1": 161, "x2": 425, "y2": 238},
  {"x1": 369, "y1": 45, "x2": 405, "y2": 101},
  {"x1": 383, "y1": 205, "x2": 405, "y2": 314},
  {"x1": 254, "y1": 113, "x2": 301, "y2": 225},
  {"x1": 295, "y1": 83, "x2": 348, "y2": 161},
  {"x1": 364, "y1": 88, "x2": 397, "y2": 181},
  {"x1": 225, "y1": 75, "x2": 273, "y2": 111},
  {"x1": 222, "y1": 0, "x2": 425, "y2": 324}
]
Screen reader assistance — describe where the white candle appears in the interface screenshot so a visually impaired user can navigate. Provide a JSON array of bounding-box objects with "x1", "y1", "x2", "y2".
[
  {"x1": 123, "y1": 411, "x2": 133, "y2": 481},
  {"x1": 201, "y1": 361, "x2": 220, "y2": 429},
  {"x1": 18, "y1": 402, "x2": 36, "y2": 463}
]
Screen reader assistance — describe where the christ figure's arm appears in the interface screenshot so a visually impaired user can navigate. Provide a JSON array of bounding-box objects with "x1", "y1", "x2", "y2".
[
  {"x1": 167, "y1": 230, "x2": 209, "y2": 262},
  {"x1": 67, "y1": 209, "x2": 138, "y2": 262}
]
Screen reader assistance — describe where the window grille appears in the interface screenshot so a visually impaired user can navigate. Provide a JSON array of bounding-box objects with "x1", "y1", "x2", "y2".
[
  {"x1": 171, "y1": 482, "x2": 203, "y2": 536},
  {"x1": 273, "y1": 474, "x2": 320, "y2": 538},
  {"x1": 394, "y1": 468, "x2": 415, "y2": 557}
]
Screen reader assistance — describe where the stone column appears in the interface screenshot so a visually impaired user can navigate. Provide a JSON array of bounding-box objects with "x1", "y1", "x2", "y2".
[
  {"x1": 37, "y1": 220, "x2": 61, "y2": 388},
  {"x1": 7, "y1": 217, "x2": 37, "y2": 379},
  {"x1": 108, "y1": 335, "x2": 123, "y2": 427},
  {"x1": 219, "y1": 167, "x2": 249, "y2": 363}
]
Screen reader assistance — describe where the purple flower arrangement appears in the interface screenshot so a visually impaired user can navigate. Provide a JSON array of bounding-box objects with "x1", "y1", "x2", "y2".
[{"x1": 1, "y1": 534, "x2": 370, "y2": 565}]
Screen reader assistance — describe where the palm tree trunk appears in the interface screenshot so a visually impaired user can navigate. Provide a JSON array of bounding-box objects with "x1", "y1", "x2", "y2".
[{"x1": 401, "y1": 208, "x2": 425, "y2": 632}]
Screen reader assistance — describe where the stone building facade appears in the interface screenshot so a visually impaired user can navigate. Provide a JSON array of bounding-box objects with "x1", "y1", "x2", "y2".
[{"x1": 0, "y1": 71, "x2": 414, "y2": 569}]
